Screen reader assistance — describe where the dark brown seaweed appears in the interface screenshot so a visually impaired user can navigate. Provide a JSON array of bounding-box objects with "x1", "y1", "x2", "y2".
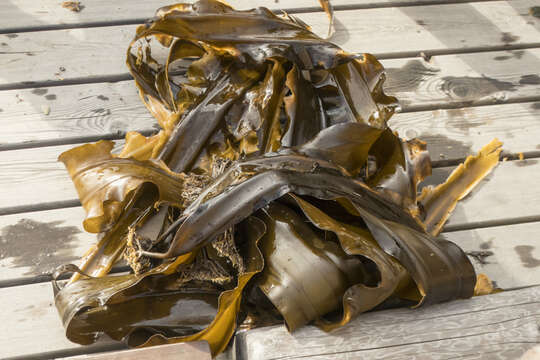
[{"x1": 53, "y1": 0, "x2": 502, "y2": 357}]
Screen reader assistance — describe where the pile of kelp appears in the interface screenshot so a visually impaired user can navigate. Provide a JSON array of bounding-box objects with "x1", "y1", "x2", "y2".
[{"x1": 53, "y1": 0, "x2": 502, "y2": 357}]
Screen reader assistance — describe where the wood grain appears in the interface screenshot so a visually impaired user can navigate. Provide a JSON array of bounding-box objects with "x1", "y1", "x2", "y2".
[
  {"x1": 236, "y1": 285, "x2": 540, "y2": 360},
  {"x1": 383, "y1": 49, "x2": 540, "y2": 108},
  {"x1": 389, "y1": 102, "x2": 540, "y2": 159},
  {"x1": 1, "y1": 2, "x2": 540, "y2": 87},
  {"x1": 0, "y1": 81, "x2": 152, "y2": 146}
]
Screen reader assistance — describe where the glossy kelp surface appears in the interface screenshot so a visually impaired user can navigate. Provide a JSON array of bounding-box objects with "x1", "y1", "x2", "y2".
[{"x1": 54, "y1": 0, "x2": 501, "y2": 357}]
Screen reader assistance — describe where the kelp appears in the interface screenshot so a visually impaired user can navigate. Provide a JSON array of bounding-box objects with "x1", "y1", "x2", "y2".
[{"x1": 53, "y1": 0, "x2": 502, "y2": 357}]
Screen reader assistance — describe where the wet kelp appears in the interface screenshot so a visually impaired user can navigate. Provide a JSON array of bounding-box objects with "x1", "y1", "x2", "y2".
[{"x1": 53, "y1": 0, "x2": 502, "y2": 357}]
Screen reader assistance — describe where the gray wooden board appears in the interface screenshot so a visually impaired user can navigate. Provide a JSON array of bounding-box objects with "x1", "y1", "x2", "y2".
[
  {"x1": 444, "y1": 222, "x2": 540, "y2": 290},
  {"x1": 0, "y1": 81, "x2": 150, "y2": 146},
  {"x1": 1, "y1": 204, "x2": 540, "y2": 291},
  {"x1": 0, "y1": 281, "x2": 119, "y2": 359},
  {"x1": 0, "y1": 141, "x2": 122, "y2": 209},
  {"x1": 0, "y1": 0, "x2": 357, "y2": 31},
  {"x1": 2, "y1": 50, "x2": 540, "y2": 148},
  {"x1": 235, "y1": 285, "x2": 540, "y2": 360},
  {"x1": 0, "y1": 281, "x2": 538, "y2": 359},
  {"x1": 0, "y1": 1, "x2": 522, "y2": 32},
  {"x1": 421, "y1": 159, "x2": 540, "y2": 228},
  {"x1": 0, "y1": 207, "x2": 94, "y2": 282},
  {"x1": 1, "y1": 2, "x2": 540, "y2": 86}
]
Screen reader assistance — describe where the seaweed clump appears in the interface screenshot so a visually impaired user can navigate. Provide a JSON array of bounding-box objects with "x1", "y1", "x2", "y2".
[{"x1": 53, "y1": 0, "x2": 502, "y2": 357}]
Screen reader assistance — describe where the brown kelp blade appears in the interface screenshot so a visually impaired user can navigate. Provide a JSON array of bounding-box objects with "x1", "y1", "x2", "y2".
[{"x1": 419, "y1": 139, "x2": 503, "y2": 236}]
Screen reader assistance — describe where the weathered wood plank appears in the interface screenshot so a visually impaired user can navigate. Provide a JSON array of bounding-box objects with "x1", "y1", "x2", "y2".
[
  {"x1": 0, "y1": 1, "x2": 508, "y2": 32},
  {"x1": 389, "y1": 102, "x2": 540, "y2": 160},
  {"x1": 420, "y1": 159, "x2": 540, "y2": 228},
  {"x1": 1, "y1": 51, "x2": 539, "y2": 150},
  {"x1": 0, "y1": 142, "x2": 122, "y2": 209},
  {"x1": 1, "y1": 281, "x2": 537, "y2": 359},
  {"x1": 0, "y1": 207, "x2": 93, "y2": 282},
  {"x1": 1, "y1": 145, "x2": 538, "y2": 226},
  {"x1": 236, "y1": 285, "x2": 540, "y2": 360},
  {"x1": 383, "y1": 49, "x2": 540, "y2": 108},
  {"x1": 0, "y1": 281, "x2": 121, "y2": 359},
  {"x1": 1, "y1": 2, "x2": 539, "y2": 87},
  {"x1": 445, "y1": 222, "x2": 540, "y2": 289},
  {"x1": 0, "y1": 0, "x2": 357, "y2": 32},
  {"x1": 0, "y1": 81, "x2": 150, "y2": 147},
  {"x1": 65, "y1": 341, "x2": 211, "y2": 360}
]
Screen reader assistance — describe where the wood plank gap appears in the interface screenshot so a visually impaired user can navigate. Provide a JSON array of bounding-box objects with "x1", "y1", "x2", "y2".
[
  {"x1": 0, "y1": 73, "x2": 133, "y2": 92},
  {"x1": 400, "y1": 95, "x2": 540, "y2": 114},
  {"x1": 3, "y1": 343, "x2": 127, "y2": 360},
  {"x1": 296, "y1": 0, "x2": 502, "y2": 12},
  {"x1": 0, "y1": 199, "x2": 81, "y2": 216},
  {"x1": 0, "y1": 129, "x2": 156, "y2": 152},
  {"x1": 0, "y1": 0, "x2": 503, "y2": 35},
  {"x1": 0, "y1": 19, "x2": 148, "y2": 36},
  {"x1": 431, "y1": 150, "x2": 540, "y2": 168},
  {"x1": 0, "y1": 70, "x2": 187, "y2": 92},
  {"x1": 443, "y1": 217, "x2": 540, "y2": 233},
  {"x1": 0, "y1": 265, "x2": 131, "y2": 289},
  {"x1": 373, "y1": 43, "x2": 540, "y2": 60}
]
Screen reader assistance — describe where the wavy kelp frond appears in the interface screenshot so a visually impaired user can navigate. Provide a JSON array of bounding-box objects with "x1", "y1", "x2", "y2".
[
  {"x1": 58, "y1": 140, "x2": 198, "y2": 233},
  {"x1": 55, "y1": 217, "x2": 264, "y2": 356},
  {"x1": 54, "y1": 0, "x2": 500, "y2": 357},
  {"x1": 419, "y1": 139, "x2": 503, "y2": 236},
  {"x1": 290, "y1": 195, "x2": 412, "y2": 331},
  {"x1": 367, "y1": 130, "x2": 432, "y2": 211},
  {"x1": 255, "y1": 201, "x2": 366, "y2": 331}
]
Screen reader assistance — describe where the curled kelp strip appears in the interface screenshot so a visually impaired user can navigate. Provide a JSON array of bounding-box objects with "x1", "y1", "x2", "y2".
[
  {"x1": 419, "y1": 139, "x2": 503, "y2": 236},
  {"x1": 54, "y1": 0, "x2": 500, "y2": 357}
]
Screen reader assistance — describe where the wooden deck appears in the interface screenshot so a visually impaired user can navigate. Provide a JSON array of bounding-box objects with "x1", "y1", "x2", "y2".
[{"x1": 0, "y1": 0, "x2": 539, "y2": 358}]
